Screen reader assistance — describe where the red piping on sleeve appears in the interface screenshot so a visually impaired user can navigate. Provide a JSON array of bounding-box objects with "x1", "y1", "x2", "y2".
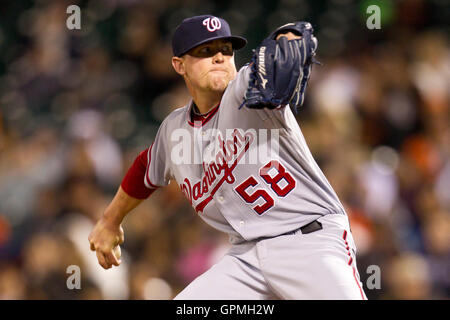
[{"x1": 144, "y1": 143, "x2": 160, "y2": 189}]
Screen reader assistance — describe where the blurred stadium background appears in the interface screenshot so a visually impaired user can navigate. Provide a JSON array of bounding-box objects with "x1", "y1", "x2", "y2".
[{"x1": 0, "y1": 0, "x2": 449, "y2": 299}]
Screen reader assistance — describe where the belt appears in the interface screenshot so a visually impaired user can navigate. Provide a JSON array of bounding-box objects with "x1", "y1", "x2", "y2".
[
  {"x1": 257, "y1": 220, "x2": 323, "y2": 241},
  {"x1": 292, "y1": 220, "x2": 323, "y2": 235}
]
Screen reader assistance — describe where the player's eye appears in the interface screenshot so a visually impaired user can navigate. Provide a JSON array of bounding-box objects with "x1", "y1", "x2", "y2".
[
  {"x1": 191, "y1": 46, "x2": 216, "y2": 58},
  {"x1": 189, "y1": 43, "x2": 232, "y2": 58},
  {"x1": 220, "y1": 45, "x2": 233, "y2": 55},
  {"x1": 200, "y1": 46, "x2": 211, "y2": 54}
]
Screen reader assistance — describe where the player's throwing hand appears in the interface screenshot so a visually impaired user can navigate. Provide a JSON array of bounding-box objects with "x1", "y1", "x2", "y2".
[{"x1": 88, "y1": 218, "x2": 124, "y2": 269}]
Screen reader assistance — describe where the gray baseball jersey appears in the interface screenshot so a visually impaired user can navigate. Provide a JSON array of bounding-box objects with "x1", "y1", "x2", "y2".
[{"x1": 144, "y1": 64, "x2": 347, "y2": 243}]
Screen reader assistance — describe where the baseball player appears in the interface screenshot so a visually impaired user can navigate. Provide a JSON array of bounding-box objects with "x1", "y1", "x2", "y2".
[{"x1": 88, "y1": 15, "x2": 367, "y2": 300}]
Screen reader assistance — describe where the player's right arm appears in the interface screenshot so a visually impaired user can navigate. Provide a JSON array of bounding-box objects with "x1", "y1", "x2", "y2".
[
  {"x1": 89, "y1": 117, "x2": 172, "y2": 269},
  {"x1": 88, "y1": 148, "x2": 156, "y2": 269},
  {"x1": 88, "y1": 186, "x2": 142, "y2": 269}
]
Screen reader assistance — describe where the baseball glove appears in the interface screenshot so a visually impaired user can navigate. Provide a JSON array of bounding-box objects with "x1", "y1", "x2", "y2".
[{"x1": 240, "y1": 22, "x2": 319, "y2": 114}]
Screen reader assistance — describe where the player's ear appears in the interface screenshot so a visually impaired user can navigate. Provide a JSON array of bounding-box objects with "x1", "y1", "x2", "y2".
[{"x1": 172, "y1": 56, "x2": 186, "y2": 76}]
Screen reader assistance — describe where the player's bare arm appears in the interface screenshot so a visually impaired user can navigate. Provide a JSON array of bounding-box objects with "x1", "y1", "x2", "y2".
[{"x1": 88, "y1": 186, "x2": 142, "y2": 269}]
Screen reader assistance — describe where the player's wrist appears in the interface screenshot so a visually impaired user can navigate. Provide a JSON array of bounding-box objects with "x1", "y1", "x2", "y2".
[{"x1": 101, "y1": 209, "x2": 124, "y2": 227}]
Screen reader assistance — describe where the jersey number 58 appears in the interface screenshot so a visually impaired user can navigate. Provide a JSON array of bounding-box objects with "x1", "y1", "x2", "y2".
[{"x1": 235, "y1": 160, "x2": 296, "y2": 215}]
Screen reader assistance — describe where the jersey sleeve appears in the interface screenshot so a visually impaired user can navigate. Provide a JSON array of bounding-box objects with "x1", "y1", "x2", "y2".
[
  {"x1": 143, "y1": 119, "x2": 172, "y2": 189},
  {"x1": 225, "y1": 64, "x2": 292, "y2": 124},
  {"x1": 120, "y1": 119, "x2": 172, "y2": 199},
  {"x1": 121, "y1": 149, "x2": 156, "y2": 199},
  {"x1": 227, "y1": 65, "x2": 288, "y2": 111},
  {"x1": 226, "y1": 64, "x2": 252, "y2": 106}
]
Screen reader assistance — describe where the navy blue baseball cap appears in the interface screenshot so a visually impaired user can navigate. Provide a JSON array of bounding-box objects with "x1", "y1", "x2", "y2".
[{"x1": 172, "y1": 15, "x2": 247, "y2": 57}]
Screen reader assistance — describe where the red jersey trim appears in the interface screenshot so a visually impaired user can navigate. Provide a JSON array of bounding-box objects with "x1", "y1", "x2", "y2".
[
  {"x1": 144, "y1": 143, "x2": 160, "y2": 189},
  {"x1": 187, "y1": 102, "x2": 220, "y2": 127},
  {"x1": 121, "y1": 148, "x2": 156, "y2": 199}
]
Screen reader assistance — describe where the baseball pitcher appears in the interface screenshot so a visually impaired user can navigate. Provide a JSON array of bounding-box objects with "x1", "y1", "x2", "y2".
[{"x1": 88, "y1": 15, "x2": 367, "y2": 300}]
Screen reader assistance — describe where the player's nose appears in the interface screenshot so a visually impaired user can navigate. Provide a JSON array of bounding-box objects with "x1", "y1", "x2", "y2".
[{"x1": 212, "y1": 51, "x2": 224, "y2": 63}]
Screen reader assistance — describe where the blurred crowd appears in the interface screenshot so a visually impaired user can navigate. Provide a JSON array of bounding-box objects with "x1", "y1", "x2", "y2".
[{"x1": 0, "y1": 0, "x2": 449, "y2": 299}]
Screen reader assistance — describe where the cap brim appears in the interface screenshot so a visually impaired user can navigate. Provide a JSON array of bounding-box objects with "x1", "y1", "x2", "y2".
[{"x1": 178, "y1": 35, "x2": 247, "y2": 57}]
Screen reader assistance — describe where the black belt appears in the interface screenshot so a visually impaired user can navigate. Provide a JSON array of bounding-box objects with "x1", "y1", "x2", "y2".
[
  {"x1": 299, "y1": 220, "x2": 323, "y2": 234},
  {"x1": 292, "y1": 220, "x2": 323, "y2": 235},
  {"x1": 257, "y1": 220, "x2": 323, "y2": 241}
]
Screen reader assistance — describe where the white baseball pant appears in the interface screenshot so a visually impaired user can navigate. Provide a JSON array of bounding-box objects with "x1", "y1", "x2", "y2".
[{"x1": 174, "y1": 214, "x2": 367, "y2": 300}]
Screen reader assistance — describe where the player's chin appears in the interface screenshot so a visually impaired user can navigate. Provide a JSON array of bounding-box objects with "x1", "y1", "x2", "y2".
[{"x1": 208, "y1": 77, "x2": 230, "y2": 92}]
